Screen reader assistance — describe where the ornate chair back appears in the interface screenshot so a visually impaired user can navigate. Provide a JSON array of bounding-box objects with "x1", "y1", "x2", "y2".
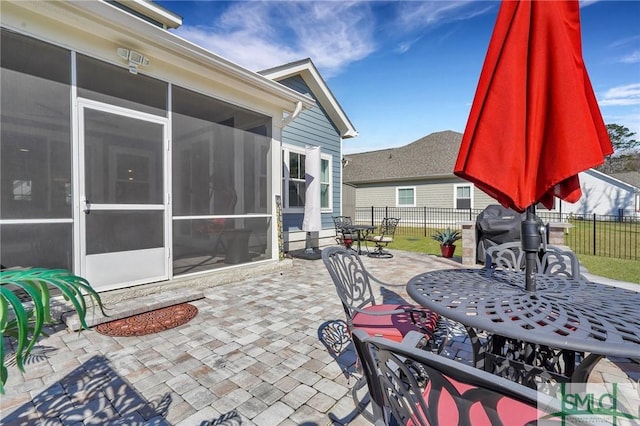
[
  {"x1": 539, "y1": 246, "x2": 581, "y2": 278},
  {"x1": 333, "y1": 216, "x2": 354, "y2": 248},
  {"x1": 485, "y1": 242, "x2": 581, "y2": 279},
  {"x1": 484, "y1": 241, "x2": 525, "y2": 271},
  {"x1": 322, "y1": 246, "x2": 380, "y2": 325},
  {"x1": 352, "y1": 329, "x2": 553, "y2": 426},
  {"x1": 367, "y1": 217, "x2": 400, "y2": 258},
  {"x1": 322, "y1": 247, "x2": 440, "y2": 422},
  {"x1": 321, "y1": 246, "x2": 439, "y2": 342}
]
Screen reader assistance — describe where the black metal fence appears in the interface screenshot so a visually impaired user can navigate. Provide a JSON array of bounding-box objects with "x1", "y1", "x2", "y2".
[{"x1": 353, "y1": 207, "x2": 640, "y2": 261}]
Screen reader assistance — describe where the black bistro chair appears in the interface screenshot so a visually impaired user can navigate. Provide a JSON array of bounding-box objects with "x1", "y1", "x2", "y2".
[
  {"x1": 352, "y1": 329, "x2": 560, "y2": 426},
  {"x1": 322, "y1": 246, "x2": 441, "y2": 420},
  {"x1": 333, "y1": 216, "x2": 355, "y2": 250},
  {"x1": 485, "y1": 241, "x2": 582, "y2": 279},
  {"x1": 366, "y1": 217, "x2": 400, "y2": 258}
]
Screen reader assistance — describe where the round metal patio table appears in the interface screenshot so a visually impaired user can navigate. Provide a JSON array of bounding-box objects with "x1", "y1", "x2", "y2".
[
  {"x1": 406, "y1": 268, "x2": 640, "y2": 384},
  {"x1": 344, "y1": 224, "x2": 375, "y2": 255}
]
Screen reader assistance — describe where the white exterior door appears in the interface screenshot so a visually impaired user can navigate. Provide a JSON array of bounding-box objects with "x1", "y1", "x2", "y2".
[{"x1": 78, "y1": 100, "x2": 169, "y2": 291}]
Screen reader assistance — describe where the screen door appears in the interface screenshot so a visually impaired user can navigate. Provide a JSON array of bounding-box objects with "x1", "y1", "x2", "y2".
[{"x1": 78, "y1": 100, "x2": 168, "y2": 290}]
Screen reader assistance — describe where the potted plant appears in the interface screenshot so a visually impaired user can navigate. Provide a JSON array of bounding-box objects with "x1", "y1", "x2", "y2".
[{"x1": 432, "y1": 227, "x2": 462, "y2": 258}]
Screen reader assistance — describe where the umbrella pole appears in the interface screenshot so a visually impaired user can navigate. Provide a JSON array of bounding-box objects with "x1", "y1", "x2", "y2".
[
  {"x1": 304, "y1": 231, "x2": 314, "y2": 254},
  {"x1": 521, "y1": 205, "x2": 541, "y2": 291}
]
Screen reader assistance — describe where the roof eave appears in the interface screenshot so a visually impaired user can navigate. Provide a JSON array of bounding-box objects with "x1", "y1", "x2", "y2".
[
  {"x1": 344, "y1": 173, "x2": 458, "y2": 185},
  {"x1": 5, "y1": 0, "x2": 315, "y2": 113},
  {"x1": 260, "y1": 59, "x2": 358, "y2": 139}
]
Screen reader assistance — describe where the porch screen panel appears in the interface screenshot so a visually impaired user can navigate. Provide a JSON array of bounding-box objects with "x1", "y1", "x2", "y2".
[
  {"x1": 76, "y1": 54, "x2": 167, "y2": 116},
  {"x1": 85, "y1": 211, "x2": 163, "y2": 255},
  {"x1": 0, "y1": 30, "x2": 72, "y2": 269},
  {"x1": 1, "y1": 30, "x2": 71, "y2": 219},
  {"x1": 171, "y1": 85, "x2": 272, "y2": 275},
  {"x1": 83, "y1": 109, "x2": 163, "y2": 204},
  {"x1": 173, "y1": 217, "x2": 271, "y2": 275},
  {"x1": 171, "y1": 86, "x2": 271, "y2": 216},
  {"x1": 0, "y1": 223, "x2": 72, "y2": 270}
]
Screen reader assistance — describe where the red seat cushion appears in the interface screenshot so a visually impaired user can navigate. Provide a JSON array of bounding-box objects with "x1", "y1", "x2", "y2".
[
  {"x1": 407, "y1": 377, "x2": 541, "y2": 425},
  {"x1": 352, "y1": 304, "x2": 438, "y2": 343}
]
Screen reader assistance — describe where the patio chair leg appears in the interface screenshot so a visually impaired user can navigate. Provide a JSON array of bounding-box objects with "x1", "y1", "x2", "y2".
[
  {"x1": 351, "y1": 375, "x2": 375, "y2": 422},
  {"x1": 368, "y1": 245, "x2": 393, "y2": 258}
]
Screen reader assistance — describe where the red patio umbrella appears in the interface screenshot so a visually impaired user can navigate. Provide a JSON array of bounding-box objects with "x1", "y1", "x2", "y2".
[{"x1": 454, "y1": 0, "x2": 613, "y2": 290}]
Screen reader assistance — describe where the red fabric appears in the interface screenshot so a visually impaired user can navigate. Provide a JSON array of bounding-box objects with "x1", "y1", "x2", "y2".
[
  {"x1": 454, "y1": 0, "x2": 612, "y2": 213},
  {"x1": 352, "y1": 304, "x2": 438, "y2": 342},
  {"x1": 407, "y1": 377, "x2": 540, "y2": 426}
]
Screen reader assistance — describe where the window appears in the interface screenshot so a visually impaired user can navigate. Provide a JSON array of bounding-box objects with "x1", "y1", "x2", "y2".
[
  {"x1": 320, "y1": 158, "x2": 331, "y2": 209},
  {"x1": 282, "y1": 145, "x2": 332, "y2": 211},
  {"x1": 397, "y1": 187, "x2": 416, "y2": 207},
  {"x1": 455, "y1": 184, "x2": 472, "y2": 209}
]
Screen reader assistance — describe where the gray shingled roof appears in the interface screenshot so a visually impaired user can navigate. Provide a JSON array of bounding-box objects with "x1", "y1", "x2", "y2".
[
  {"x1": 343, "y1": 130, "x2": 462, "y2": 184},
  {"x1": 610, "y1": 171, "x2": 640, "y2": 189}
]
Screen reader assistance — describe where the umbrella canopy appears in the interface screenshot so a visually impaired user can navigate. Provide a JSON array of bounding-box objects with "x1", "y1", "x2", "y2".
[{"x1": 454, "y1": 0, "x2": 612, "y2": 213}]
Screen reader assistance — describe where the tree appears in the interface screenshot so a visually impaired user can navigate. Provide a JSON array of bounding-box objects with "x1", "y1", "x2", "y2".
[{"x1": 606, "y1": 124, "x2": 639, "y2": 154}]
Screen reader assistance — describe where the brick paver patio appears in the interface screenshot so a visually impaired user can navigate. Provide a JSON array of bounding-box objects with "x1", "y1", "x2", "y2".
[{"x1": 1, "y1": 249, "x2": 638, "y2": 425}]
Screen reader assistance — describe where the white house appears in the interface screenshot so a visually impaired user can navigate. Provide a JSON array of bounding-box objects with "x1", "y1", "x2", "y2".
[{"x1": 557, "y1": 169, "x2": 640, "y2": 218}]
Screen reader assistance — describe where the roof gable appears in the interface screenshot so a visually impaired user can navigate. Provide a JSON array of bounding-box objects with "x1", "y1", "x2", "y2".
[
  {"x1": 260, "y1": 59, "x2": 357, "y2": 139},
  {"x1": 343, "y1": 131, "x2": 462, "y2": 183}
]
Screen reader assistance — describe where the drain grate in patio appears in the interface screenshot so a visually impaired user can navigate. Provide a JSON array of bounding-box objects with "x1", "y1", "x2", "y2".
[{"x1": 95, "y1": 303, "x2": 198, "y2": 337}]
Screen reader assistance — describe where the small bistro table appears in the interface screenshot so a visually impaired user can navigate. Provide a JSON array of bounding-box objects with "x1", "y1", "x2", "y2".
[
  {"x1": 406, "y1": 268, "x2": 640, "y2": 387},
  {"x1": 343, "y1": 224, "x2": 376, "y2": 255}
]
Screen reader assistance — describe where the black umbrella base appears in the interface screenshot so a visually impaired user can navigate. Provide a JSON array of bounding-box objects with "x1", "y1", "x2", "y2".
[{"x1": 289, "y1": 248, "x2": 322, "y2": 260}]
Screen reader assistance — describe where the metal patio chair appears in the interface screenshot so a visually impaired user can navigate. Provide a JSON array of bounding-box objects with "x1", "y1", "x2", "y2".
[
  {"x1": 322, "y1": 246, "x2": 441, "y2": 421},
  {"x1": 352, "y1": 329, "x2": 560, "y2": 426},
  {"x1": 485, "y1": 241, "x2": 581, "y2": 279},
  {"x1": 333, "y1": 216, "x2": 355, "y2": 250},
  {"x1": 366, "y1": 217, "x2": 400, "y2": 258}
]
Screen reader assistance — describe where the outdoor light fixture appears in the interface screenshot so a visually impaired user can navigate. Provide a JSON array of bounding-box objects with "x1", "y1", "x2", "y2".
[{"x1": 116, "y1": 47, "x2": 150, "y2": 74}]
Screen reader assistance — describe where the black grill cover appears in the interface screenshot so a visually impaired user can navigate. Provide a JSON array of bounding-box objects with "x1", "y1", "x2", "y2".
[{"x1": 476, "y1": 205, "x2": 526, "y2": 263}]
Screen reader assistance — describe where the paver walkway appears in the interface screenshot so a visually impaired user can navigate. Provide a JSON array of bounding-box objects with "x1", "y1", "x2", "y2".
[{"x1": 1, "y1": 249, "x2": 638, "y2": 425}]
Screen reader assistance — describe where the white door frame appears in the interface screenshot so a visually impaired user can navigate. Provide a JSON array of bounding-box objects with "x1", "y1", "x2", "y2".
[{"x1": 75, "y1": 98, "x2": 170, "y2": 291}]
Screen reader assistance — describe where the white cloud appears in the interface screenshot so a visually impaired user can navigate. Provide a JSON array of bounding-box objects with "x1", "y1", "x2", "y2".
[
  {"x1": 599, "y1": 83, "x2": 640, "y2": 106},
  {"x1": 392, "y1": 1, "x2": 495, "y2": 53},
  {"x1": 171, "y1": 2, "x2": 375, "y2": 77},
  {"x1": 620, "y1": 50, "x2": 640, "y2": 64},
  {"x1": 578, "y1": 0, "x2": 601, "y2": 8},
  {"x1": 395, "y1": 1, "x2": 490, "y2": 29}
]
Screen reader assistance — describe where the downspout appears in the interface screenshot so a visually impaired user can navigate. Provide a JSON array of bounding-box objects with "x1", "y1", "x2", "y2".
[{"x1": 282, "y1": 101, "x2": 303, "y2": 127}]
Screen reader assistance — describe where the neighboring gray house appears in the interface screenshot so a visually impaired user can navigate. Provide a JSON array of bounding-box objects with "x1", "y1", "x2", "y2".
[
  {"x1": 343, "y1": 131, "x2": 495, "y2": 215},
  {"x1": 260, "y1": 59, "x2": 358, "y2": 251},
  {"x1": 343, "y1": 131, "x2": 638, "y2": 218}
]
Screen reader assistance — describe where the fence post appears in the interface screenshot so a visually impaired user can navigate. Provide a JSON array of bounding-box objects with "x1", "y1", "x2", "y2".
[
  {"x1": 424, "y1": 206, "x2": 427, "y2": 237},
  {"x1": 370, "y1": 206, "x2": 374, "y2": 226},
  {"x1": 593, "y1": 213, "x2": 597, "y2": 256}
]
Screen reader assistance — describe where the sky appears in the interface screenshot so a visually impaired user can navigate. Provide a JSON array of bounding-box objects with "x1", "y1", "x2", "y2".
[{"x1": 156, "y1": 0, "x2": 640, "y2": 155}]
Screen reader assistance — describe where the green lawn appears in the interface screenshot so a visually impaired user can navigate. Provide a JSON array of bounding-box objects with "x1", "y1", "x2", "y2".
[{"x1": 388, "y1": 235, "x2": 640, "y2": 285}]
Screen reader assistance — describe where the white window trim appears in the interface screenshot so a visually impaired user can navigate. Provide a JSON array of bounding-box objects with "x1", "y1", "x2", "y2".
[
  {"x1": 453, "y1": 183, "x2": 474, "y2": 209},
  {"x1": 282, "y1": 144, "x2": 332, "y2": 213},
  {"x1": 320, "y1": 155, "x2": 333, "y2": 212},
  {"x1": 396, "y1": 186, "x2": 416, "y2": 207}
]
